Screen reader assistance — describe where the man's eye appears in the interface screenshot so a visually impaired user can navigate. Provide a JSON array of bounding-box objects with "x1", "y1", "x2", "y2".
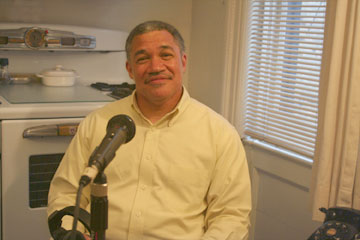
[
  {"x1": 161, "y1": 53, "x2": 173, "y2": 60},
  {"x1": 136, "y1": 57, "x2": 148, "y2": 63}
]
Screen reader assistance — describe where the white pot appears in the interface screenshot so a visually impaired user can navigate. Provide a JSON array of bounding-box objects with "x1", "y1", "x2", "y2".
[{"x1": 37, "y1": 65, "x2": 79, "y2": 87}]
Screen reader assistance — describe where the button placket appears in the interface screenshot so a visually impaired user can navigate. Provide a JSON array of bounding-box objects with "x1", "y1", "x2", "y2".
[{"x1": 127, "y1": 128, "x2": 158, "y2": 239}]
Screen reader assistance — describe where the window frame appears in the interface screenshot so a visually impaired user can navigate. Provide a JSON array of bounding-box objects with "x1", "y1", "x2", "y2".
[{"x1": 221, "y1": 0, "x2": 326, "y2": 163}]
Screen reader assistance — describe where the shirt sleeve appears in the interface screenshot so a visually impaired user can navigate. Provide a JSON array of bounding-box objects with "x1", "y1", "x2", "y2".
[
  {"x1": 47, "y1": 117, "x2": 93, "y2": 231},
  {"x1": 201, "y1": 126, "x2": 252, "y2": 240}
]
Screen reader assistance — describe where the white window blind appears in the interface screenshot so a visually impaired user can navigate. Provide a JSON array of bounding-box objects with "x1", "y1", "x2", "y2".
[{"x1": 244, "y1": 0, "x2": 327, "y2": 158}]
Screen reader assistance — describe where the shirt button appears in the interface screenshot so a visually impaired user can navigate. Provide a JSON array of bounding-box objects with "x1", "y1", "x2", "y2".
[
  {"x1": 146, "y1": 155, "x2": 151, "y2": 160},
  {"x1": 136, "y1": 211, "x2": 142, "y2": 217},
  {"x1": 140, "y1": 184, "x2": 146, "y2": 190}
]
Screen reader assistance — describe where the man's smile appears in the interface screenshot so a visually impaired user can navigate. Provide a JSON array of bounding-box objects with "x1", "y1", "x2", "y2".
[{"x1": 145, "y1": 74, "x2": 172, "y2": 84}]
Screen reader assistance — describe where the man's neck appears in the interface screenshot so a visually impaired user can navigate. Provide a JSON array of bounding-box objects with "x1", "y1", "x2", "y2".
[{"x1": 136, "y1": 92, "x2": 182, "y2": 124}]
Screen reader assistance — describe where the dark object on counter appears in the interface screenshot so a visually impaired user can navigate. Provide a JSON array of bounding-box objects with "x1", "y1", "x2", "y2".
[
  {"x1": 0, "y1": 58, "x2": 9, "y2": 66},
  {"x1": 91, "y1": 82, "x2": 135, "y2": 91},
  {"x1": 0, "y1": 58, "x2": 10, "y2": 84},
  {"x1": 308, "y1": 207, "x2": 360, "y2": 240},
  {"x1": 0, "y1": 58, "x2": 36, "y2": 84},
  {"x1": 91, "y1": 82, "x2": 135, "y2": 99},
  {"x1": 91, "y1": 82, "x2": 113, "y2": 91},
  {"x1": 109, "y1": 87, "x2": 133, "y2": 100}
]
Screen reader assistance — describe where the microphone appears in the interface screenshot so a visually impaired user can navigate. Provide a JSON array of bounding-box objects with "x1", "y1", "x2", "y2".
[{"x1": 80, "y1": 114, "x2": 136, "y2": 186}]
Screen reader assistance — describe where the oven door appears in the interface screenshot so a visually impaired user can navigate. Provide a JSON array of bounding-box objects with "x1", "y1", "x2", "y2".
[{"x1": 1, "y1": 117, "x2": 83, "y2": 240}]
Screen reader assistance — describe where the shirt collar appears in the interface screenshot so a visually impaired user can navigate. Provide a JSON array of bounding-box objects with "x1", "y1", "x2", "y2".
[{"x1": 130, "y1": 86, "x2": 191, "y2": 127}]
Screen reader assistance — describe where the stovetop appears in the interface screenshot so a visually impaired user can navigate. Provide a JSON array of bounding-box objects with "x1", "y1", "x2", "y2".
[
  {"x1": 0, "y1": 81, "x2": 135, "y2": 104},
  {"x1": 0, "y1": 82, "x2": 135, "y2": 119},
  {"x1": 0, "y1": 82, "x2": 114, "y2": 104},
  {"x1": 90, "y1": 82, "x2": 135, "y2": 100}
]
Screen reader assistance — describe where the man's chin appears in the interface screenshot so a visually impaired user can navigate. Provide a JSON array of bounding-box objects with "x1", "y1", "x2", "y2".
[{"x1": 146, "y1": 79, "x2": 169, "y2": 87}]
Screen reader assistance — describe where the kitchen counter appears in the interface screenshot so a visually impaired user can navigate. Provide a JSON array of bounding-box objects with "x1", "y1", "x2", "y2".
[
  {"x1": 0, "y1": 83, "x2": 114, "y2": 119},
  {"x1": 0, "y1": 82, "x2": 114, "y2": 104}
]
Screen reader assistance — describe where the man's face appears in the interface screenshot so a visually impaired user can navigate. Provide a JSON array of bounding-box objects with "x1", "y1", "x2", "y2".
[{"x1": 126, "y1": 30, "x2": 187, "y2": 106}]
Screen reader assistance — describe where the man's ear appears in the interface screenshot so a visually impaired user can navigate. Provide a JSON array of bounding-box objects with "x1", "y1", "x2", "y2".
[
  {"x1": 181, "y1": 53, "x2": 187, "y2": 73},
  {"x1": 126, "y1": 61, "x2": 134, "y2": 79}
]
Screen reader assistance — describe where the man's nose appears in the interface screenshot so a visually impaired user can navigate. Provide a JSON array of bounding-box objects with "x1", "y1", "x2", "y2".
[{"x1": 149, "y1": 57, "x2": 165, "y2": 72}]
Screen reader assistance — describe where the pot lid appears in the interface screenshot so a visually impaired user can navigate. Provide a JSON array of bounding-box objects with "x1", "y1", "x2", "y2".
[{"x1": 40, "y1": 65, "x2": 78, "y2": 77}]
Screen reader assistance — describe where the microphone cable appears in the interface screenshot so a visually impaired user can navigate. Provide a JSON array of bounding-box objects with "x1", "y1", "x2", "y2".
[{"x1": 70, "y1": 180, "x2": 87, "y2": 240}]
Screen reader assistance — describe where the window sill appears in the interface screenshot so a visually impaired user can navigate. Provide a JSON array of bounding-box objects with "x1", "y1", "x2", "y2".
[
  {"x1": 243, "y1": 136, "x2": 314, "y2": 189},
  {"x1": 242, "y1": 136, "x2": 313, "y2": 168}
]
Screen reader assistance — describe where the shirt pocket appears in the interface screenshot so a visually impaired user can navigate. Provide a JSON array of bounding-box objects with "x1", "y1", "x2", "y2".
[{"x1": 167, "y1": 165, "x2": 209, "y2": 201}]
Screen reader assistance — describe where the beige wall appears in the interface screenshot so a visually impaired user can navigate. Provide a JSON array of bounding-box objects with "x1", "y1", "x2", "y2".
[
  {"x1": 188, "y1": 0, "x2": 227, "y2": 113},
  {"x1": 0, "y1": 0, "x2": 192, "y2": 34}
]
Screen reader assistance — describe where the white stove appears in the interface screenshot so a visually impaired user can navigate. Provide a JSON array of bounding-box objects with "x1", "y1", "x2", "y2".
[
  {"x1": 0, "y1": 23, "x2": 131, "y2": 240},
  {"x1": 0, "y1": 83, "x2": 114, "y2": 119}
]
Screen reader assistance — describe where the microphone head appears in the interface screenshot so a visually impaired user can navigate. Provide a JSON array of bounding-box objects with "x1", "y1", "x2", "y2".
[{"x1": 107, "y1": 114, "x2": 136, "y2": 143}]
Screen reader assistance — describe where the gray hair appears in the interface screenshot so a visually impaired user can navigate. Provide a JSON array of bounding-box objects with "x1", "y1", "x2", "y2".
[{"x1": 125, "y1": 20, "x2": 185, "y2": 61}]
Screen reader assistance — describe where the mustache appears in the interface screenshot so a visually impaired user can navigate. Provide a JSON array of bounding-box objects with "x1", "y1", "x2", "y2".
[{"x1": 145, "y1": 72, "x2": 172, "y2": 84}]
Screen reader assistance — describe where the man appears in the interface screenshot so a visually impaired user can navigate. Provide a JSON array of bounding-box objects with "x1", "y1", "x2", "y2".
[{"x1": 47, "y1": 20, "x2": 251, "y2": 240}]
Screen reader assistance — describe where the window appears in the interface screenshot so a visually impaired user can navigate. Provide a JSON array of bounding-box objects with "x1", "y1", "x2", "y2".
[{"x1": 243, "y1": 0, "x2": 327, "y2": 158}]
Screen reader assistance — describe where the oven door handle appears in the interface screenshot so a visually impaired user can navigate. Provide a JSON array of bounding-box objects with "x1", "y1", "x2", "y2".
[{"x1": 23, "y1": 123, "x2": 80, "y2": 138}]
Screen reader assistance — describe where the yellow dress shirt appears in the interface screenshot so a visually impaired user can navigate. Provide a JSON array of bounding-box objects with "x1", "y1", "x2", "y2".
[{"x1": 47, "y1": 88, "x2": 251, "y2": 240}]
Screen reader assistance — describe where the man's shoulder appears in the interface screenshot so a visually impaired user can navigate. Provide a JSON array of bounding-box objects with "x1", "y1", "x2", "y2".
[
  {"x1": 188, "y1": 98, "x2": 225, "y2": 119},
  {"x1": 95, "y1": 95, "x2": 132, "y2": 113},
  {"x1": 84, "y1": 95, "x2": 133, "y2": 124},
  {"x1": 186, "y1": 97, "x2": 236, "y2": 130}
]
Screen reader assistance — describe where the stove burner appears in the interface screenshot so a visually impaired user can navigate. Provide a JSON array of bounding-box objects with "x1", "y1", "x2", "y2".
[{"x1": 91, "y1": 82, "x2": 135, "y2": 100}]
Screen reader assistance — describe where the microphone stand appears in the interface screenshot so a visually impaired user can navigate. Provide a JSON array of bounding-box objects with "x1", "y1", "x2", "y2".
[{"x1": 90, "y1": 171, "x2": 108, "y2": 240}]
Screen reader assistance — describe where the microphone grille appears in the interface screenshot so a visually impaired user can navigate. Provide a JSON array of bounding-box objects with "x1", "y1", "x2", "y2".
[{"x1": 107, "y1": 114, "x2": 136, "y2": 143}]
